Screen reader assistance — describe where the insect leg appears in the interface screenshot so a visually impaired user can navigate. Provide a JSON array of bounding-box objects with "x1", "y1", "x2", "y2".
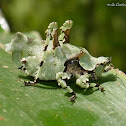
[
  {"x1": 24, "y1": 79, "x2": 37, "y2": 86},
  {"x1": 45, "y1": 22, "x2": 59, "y2": 49},
  {"x1": 104, "y1": 63, "x2": 114, "y2": 72},
  {"x1": 76, "y1": 74, "x2": 105, "y2": 92},
  {"x1": 57, "y1": 78, "x2": 76, "y2": 101},
  {"x1": 59, "y1": 20, "x2": 73, "y2": 43},
  {"x1": 24, "y1": 59, "x2": 44, "y2": 86},
  {"x1": 24, "y1": 72, "x2": 41, "y2": 87},
  {"x1": 56, "y1": 72, "x2": 76, "y2": 101},
  {"x1": 76, "y1": 74, "x2": 90, "y2": 88},
  {"x1": 94, "y1": 83, "x2": 105, "y2": 92}
]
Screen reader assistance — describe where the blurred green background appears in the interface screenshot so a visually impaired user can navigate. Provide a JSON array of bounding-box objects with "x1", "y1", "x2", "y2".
[{"x1": 0, "y1": 0, "x2": 126, "y2": 72}]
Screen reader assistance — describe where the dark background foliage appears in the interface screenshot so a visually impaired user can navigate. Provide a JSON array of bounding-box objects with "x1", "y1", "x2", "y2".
[{"x1": 0, "y1": 0, "x2": 126, "y2": 72}]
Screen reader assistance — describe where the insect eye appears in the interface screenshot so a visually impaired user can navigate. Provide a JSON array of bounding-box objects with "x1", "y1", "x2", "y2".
[
  {"x1": 70, "y1": 60, "x2": 79, "y2": 64},
  {"x1": 71, "y1": 60, "x2": 74, "y2": 64}
]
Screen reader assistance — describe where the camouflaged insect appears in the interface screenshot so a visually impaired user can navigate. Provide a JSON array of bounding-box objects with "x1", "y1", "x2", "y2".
[{"x1": 5, "y1": 20, "x2": 112, "y2": 101}]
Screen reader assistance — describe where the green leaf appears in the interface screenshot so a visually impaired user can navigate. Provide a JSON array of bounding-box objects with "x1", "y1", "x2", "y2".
[
  {"x1": 0, "y1": 33, "x2": 126, "y2": 126},
  {"x1": 0, "y1": 26, "x2": 4, "y2": 32}
]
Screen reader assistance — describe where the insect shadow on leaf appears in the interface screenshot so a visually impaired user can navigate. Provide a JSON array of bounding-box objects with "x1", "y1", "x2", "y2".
[{"x1": 19, "y1": 75, "x2": 58, "y2": 89}]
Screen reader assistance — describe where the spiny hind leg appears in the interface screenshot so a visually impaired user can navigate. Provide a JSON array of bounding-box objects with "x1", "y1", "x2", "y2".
[
  {"x1": 45, "y1": 22, "x2": 59, "y2": 49},
  {"x1": 56, "y1": 72, "x2": 76, "y2": 101},
  {"x1": 59, "y1": 20, "x2": 73, "y2": 43}
]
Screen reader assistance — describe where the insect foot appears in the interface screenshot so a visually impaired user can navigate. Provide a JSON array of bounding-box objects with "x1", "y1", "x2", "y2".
[
  {"x1": 24, "y1": 79, "x2": 38, "y2": 86},
  {"x1": 69, "y1": 92, "x2": 77, "y2": 102},
  {"x1": 24, "y1": 81, "x2": 36, "y2": 86},
  {"x1": 98, "y1": 85, "x2": 105, "y2": 92}
]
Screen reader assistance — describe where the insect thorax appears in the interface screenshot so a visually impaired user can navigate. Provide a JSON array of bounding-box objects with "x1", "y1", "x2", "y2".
[{"x1": 64, "y1": 59, "x2": 86, "y2": 76}]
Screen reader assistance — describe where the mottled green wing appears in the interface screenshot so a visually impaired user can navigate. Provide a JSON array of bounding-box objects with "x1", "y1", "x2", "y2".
[
  {"x1": 79, "y1": 48, "x2": 110, "y2": 71},
  {"x1": 79, "y1": 51, "x2": 97, "y2": 71},
  {"x1": 61, "y1": 43, "x2": 81, "y2": 59}
]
